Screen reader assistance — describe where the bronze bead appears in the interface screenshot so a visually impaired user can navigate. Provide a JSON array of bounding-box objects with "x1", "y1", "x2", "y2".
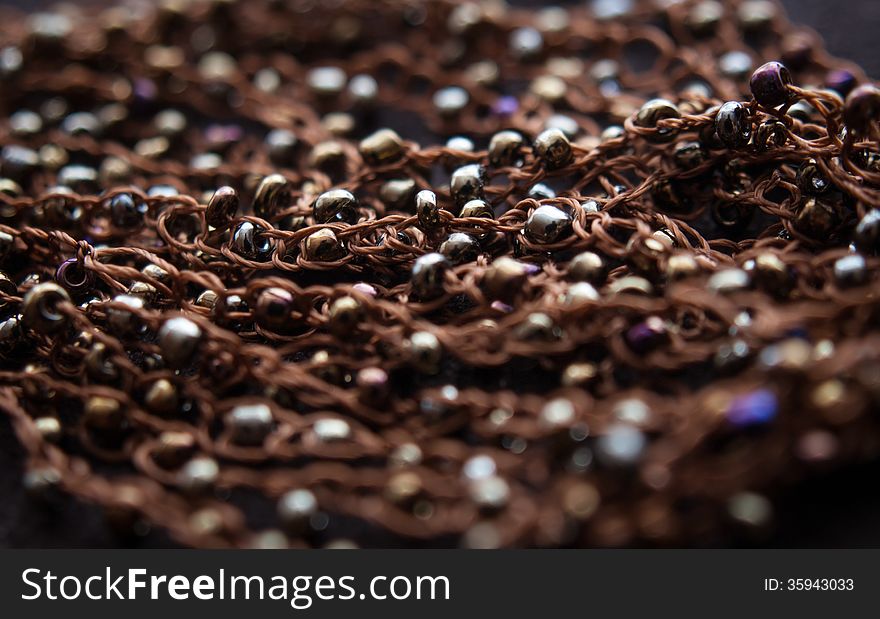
[
  {"x1": 256, "y1": 287, "x2": 295, "y2": 333},
  {"x1": 411, "y1": 252, "x2": 450, "y2": 299},
  {"x1": 144, "y1": 378, "x2": 179, "y2": 415},
  {"x1": 568, "y1": 251, "x2": 606, "y2": 283},
  {"x1": 21, "y1": 282, "x2": 71, "y2": 334},
  {"x1": 205, "y1": 185, "x2": 239, "y2": 228},
  {"x1": 157, "y1": 316, "x2": 203, "y2": 369},
  {"x1": 226, "y1": 403, "x2": 274, "y2": 446},
  {"x1": 153, "y1": 431, "x2": 196, "y2": 468},
  {"x1": 313, "y1": 188, "x2": 359, "y2": 224},
  {"x1": 533, "y1": 128, "x2": 573, "y2": 168},
  {"x1": 665, "y1": 253, "x2": 700, "y2": 281},
  {"x1": 253, "y1": 173, "x2": 291, "y2": 219},
  {"x1": 408, "y1": 331, "x2": 442, "y2": 373},
  {"x1": 328, "y1": 295, "x2": 362, "y2": 337},
  {"x1": 106, "y1": 294, "x2": 145, "y2": 336},
  {"x1": 303, "y1": 228, "x2": 346, "y2": 261},
  {"x1": 795, "y1": 197, "x2": 841, "y2": 237},
  {"x1": 84, "y1": 396, "x2": 124, "y2": 432},
  {"x1": 482, "y1": 256, "x2": 531, "y2": 302},
  {"x1": 359, "y1": 128, "x2": 404, "y2": 166}
]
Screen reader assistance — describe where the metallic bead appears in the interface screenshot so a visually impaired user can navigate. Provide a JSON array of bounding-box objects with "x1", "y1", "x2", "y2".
[
  {"x1": 515, "y1": 312, "x2": 559, "y2": 341},
  {"x1": 450, "y1": 164, "x2": 485, "y2": 208},
  {"x1": 349, "y1": 74, "x2": 378, "y2": 104},
  {"x1": 528, "y1": 183, "x2": 555, "y2": 200},
  {"x1": 439, "y1": 232, "x2": 480, "y2": 265},
  {"x1": 256, "y1": 287, "x2": 295, "y2": 333},
  {"x1": 144, "y1": 378, "x2": 179, "y2": 415},
  {"x1": 834, "y1": 254, "x2": 868, "y2": 288},
  {"x1": 152, "y1": 431, "x2": 196, "y2": 469},
  {"x1": 533, "y1": 128, "x2": 573, "y2": 168},
  {"x1": 84, "y1": 395, "x2": 124, "y2": 432},
  {"x1": 749, "y1": 61, "x2": 793, "y2": 108},
  {"x1": 719, "y1": 50, "x2": 753, "y2": 80},
  {"x1": 23, "y1": 466, "x2": 62, "y2": 500},
  {"x1": 546, "y1": 114, "x2": 580, "y2": 139},
  {"x1": 459, "y1": 199, "x2": 493, "y2": 220},
  {"x1": 715, "y1": 101, "x2": 752, "y2": 148},
  {"x1": 510, "y1": 26, "x2": 543, "y2": 59},
  {"x1": 524, "y1": 204, "x2": 572, "y2": 243},
  {"x1": 0, "y1": 230, "x2": 15, "y2": 262},
  {"x1": 0, "y1": 270, "x2": 16, "y2": 309},
  {"x1": 359, "y1": 128, "x2": 404, "y2": 166},
  {"x1": 57, "y1": 165, "x2": 98, "y2": 194},
  {"x1": 232, "y1": 221, "x2": 273, "y2": 261},
  {"x1": 795, "y1": 197, "x2": 841, "y2": 237},
  {"x1": 328, "y1": 296, "x2": 362, "y2": 337},
  {"x1": 303, "y1": 228, "x2": 345, "y2": 261},
  {"x1": 385, "y1": 471, "x2": 422, "y2": 506},
  {"x1": 307, "y1": 66, "x2": 346, "y2": 97},
  {"x1": 55, "y1": 258, "x2": 94, "y2": 295},
  {"x1": 278, "y1": 489, "x2": 318, "y2": 532},
  {"x1": 797, "y1": 159, "x2": 830, "y2": 195},
  {"x1": 844, "y1": 84, "x2": 880, "y2": 134},
  {"x1": 84, "y1": 342, "x2": 119, "y2": 383},
  {"x1": 737, "y1": 0, "x2": 777, "y2": 30},
  {"x1": 206, "y1": 186, "x2": 239, "y2": 228},
  {"x1": 411, "y1": 252, "x2": 450, "y2": 299},
  {"x1": 313, "y1": 418, "x2": 352, "y2": 442},
  {"x1": 563, "y1": 282, "x2": 599, "y2": 305},
  {"x1": 379, "y1": 178, "x2": 417, "y2": 211},
  {"x1": 854, "y1": 209, "x2": 880, "y2": 254},
  {"x1": 226, "y1": 403, "x2": 274, "y2": 446},
  {"x1": 568, "y1": 251, "x2": 606, "y2": 283},
  {"x1": 446, "y1": 136, "x2": 474, "y2": 151},
  {"x1": 265, "y1": 128, "x2": 298, "y2": 166},
  {"x1": 153, "y1": 109, "x2": 186, "y2": 137},
  {"x1": 562, "y1": 362, "x2": 598, "y2": 387},
  {"x1": 672, "y1": 141, "x2": 708, "y2": 170},
  {"x1": 754, "y1": 120, "x2": 788, "y2": 151},
  {"x1": 488, "y1": 130, "x2": 524, "y2": 167},
  {"x1": 357, "y1": 367, "x2": 389, "y2": 405},
  {"x1": 708, "y1": 268, "x2": 751, "y2": 294},
  {"x1": 34, "y1": 416, "x2": 61, "y2": 442},
  {"x1": 1, "y1": 144, "x2": 39, "y2": 180},
  {"x1": 22, "y1": 282, "x2": 71, "y2": 334},
  {"x1": 253, "y1": 174, "x2": 291, "y2": 219},
  {"x1": 408, "y1": 331, "x2": 442, "y2": 373},
  {"x1": 106, "y1": 294, "x2": 145, "y2": 336},
  {"x1": 313, "y1": 188, "x2": 359, "y2": 224},
  {"x1": 108, "y1": 193, "x2": 147, "y2": 229},
  {"x1": 634, "y1": 99, "x2": 681, "y2": 142},
  {"x1": 749, "y1": 253, "x2": 791, "y2": 294},
  {"x1": 595, "y1": 424, "x2": 646, "y2": 467},
  {"x1": 416, "y1": 189, "x2": 442, "y2": 231},
  {"x1": 194, "y1": 290, "x2": 218, "y2": 310},
  {"x1": 469, "y1": 476, "x2": 510, "y2": 512},
  {"x1": 0, "y1": 315, "x2": 23, "y2": 357},
  {"x1": 433, "y1": 85, "x2": 469, "y2": 116},
  {"x1": 158, "y1": 316, "x2": 202, "y2": 369}
]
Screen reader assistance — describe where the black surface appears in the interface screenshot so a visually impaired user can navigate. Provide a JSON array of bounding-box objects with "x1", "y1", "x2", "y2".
[{"x1": 2, "y1": 0, "x2": 880, "y2": 547}]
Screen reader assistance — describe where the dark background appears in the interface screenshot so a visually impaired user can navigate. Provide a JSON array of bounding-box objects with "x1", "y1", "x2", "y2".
[{"x1": 1, "y1": 0, "x2": 880, "y2": 547}]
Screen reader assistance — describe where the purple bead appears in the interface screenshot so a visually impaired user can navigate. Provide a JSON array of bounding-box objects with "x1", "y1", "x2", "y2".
[
  {"x1": 749, "y1": 61, "x2": 792, "y2": 107},
  {"x1": 825, "y1": 69, "x2": 857, "y2": 97},
  {"x1": 205, "y1": 123, "x2": 244, "y2": 148},
  {"x1": 491, "y1": 96, "x2": 519, "y2": 117},
  {"x1": 625, "y1": 316, "x2": 667, "y2": 352},
  {"x1": 133, "y1": 78, "x2": 157, "y2": 102},
  {"x1": 726, "y1": 389, "x2": 778, "y2": 427},
  {"x1": 55, "y1": 258, "x2": 94, "y2": 295}
]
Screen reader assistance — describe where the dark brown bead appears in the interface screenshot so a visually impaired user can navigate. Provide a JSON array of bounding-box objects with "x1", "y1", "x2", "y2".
[
  {"x1": 416, "y1": 189, "x2": 442, "y2": 231},
  {"x1": 715, "y1": 101, "x2": 752, "y2": 148},
  {"x1": 85, "y1": 342, "x2": 119, "y2": 383},
  {"x1": 303, "y1": 228, "x2": 345, "y2": 261},
  {"x1": 144, "y1": 378, "x2": 179, "y2": 415},
  {"x1": 84, "y1": 396, "x2": 125, "y2": 432},
  {"x1": 844, "y1": 84, "x2": 880, "y2": 134},
  {"x1": 357, "y1": 366, "x2": 389, "y2": 405},
  {"x1": 797, "y1": 159, "x2": 830, "y2": 195},
  {"x1": 750, "y1": 61, "x2": 793, "y2": 108},
  {"x1": 482, "y1": 256, "x2": 532, "y2": 302},
  {"x1": 411, "y1": 252, "x2": 450, "y2": 299},
  {"x1": 568, "y1": 251, "x2": 606, "y2": 283},
  {"x1": 21, "y1": 282, "x2": 71, "y2": 334},
  {"x1": 533, "y1": 128, "x2": 573, "y2": 168},
  {"x1": 152, "y1": 431, "x2": 196, "y2": 468},
  {"x1": 157, "y1": 316, "x2": 202, "y2": 369},
  {"x1": 380, "y1": 178, "x2": 417, "y2": 211},
  {"x1": 226, "y1": 403, "x2": 274, "y2": 445},
  {"x1": 524, "y1": 204, "x2": 572, "y2": 243},
  {"x1": 0, "y1": 314, "x2": 22, "y2": 358},
  {"x1": 450, "y1": 164, "x2": 485, "y2": 208},
  {"x1": 794, "y1": 197, "x2": 841, "y2": 237},
  {"x1": 854, "y1": 209, "x2": 880, "y2": 254},
  {"x1": 750, "y1": 253, "x2": 792, "y2": 296},
  {"x1": 359, "y1": 128, "x2": 404, "y2": 165},
  {"x1": 106, "y1": 294, "x2": 145, "y2": 335},
  {"x1": 672, "y1": 141, "x2": 707, "y2": 169},
  {"x1": 754, "y1": 120, "x2": 788, "y2": 151},
  {"x1": 488, "y1": 130, "x2": 524, "y2": 166},
  {"x1": 313, "y1": 188, "x2": 359, "y2": 224},
  {"x1": 0, "y1": 230, "x2": 15, "y2": 262},
  {"x1": 253, "y1": 174, "x2": 291, "y2": 219},
  {"x1": 256, "y1": 287, "x2": 295, "y2": 332},
  {"x1": 634, "y1": 99, "x2": 681, "y2": 142},
  {"x1": 206, "y1": 185, "x2": 239, "y2": 228},
  {"x1": 232, "y1": 221, "x2": 273, "y2": 261},
  {"x1": 439, "y1": 232, "x2": 480, "y2": 265}
]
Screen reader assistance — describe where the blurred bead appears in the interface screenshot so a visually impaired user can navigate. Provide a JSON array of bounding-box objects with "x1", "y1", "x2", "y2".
[
  {"x1": 854, "y1": 209, "x2": 880, "y2": 254},
  {"x1": 672, "y1": 141, "x2": 708, "y2": 169},
  {"x1": 109, "y1": 193, "x2": 147, "y2": 229},
  {"x1": 563, "y1": 282, "x2": 599, "y2": 305},
  {"x1": 665, "y1": 253, "x2": 700, "y2": 281},
  {"x1": 310, "y1": 140, "x2": 346, "y2": 171},
  {"x1": 84, "y1": 396, "x2": 124, "y2": 432},
  {"x1": 750, "y1": 253, "x2": 791, "y2": 295},
  {"x1": 533, "y1": 128, "x2": 572, "y2": 168},
  {"x1": 22, "y1": 282, "x2": 71, "y2": 334},
  {"x1": 416, "y1": 189, "x2": 442, "y2": 231},
  {"x1": 98, "y1": 156, "x2": 132, "y2": 185},
  {"x1": 844, "y1": 84, "x2": 880, "y2": 134},
  {"x1": 313, "y1": 418, "x2": 352, "y2": 442},
  {"x1": 303, "y1": 228, "x2": 345, "y2": 261},
  {"x1": 446, "y1": 136, "x2": 474, "y2": 151},
  {"x1": 825, "y1": 69, "x2": 857, "y2": 97},
  {"x1": 795, "y1": 198, "x2": 841, "y2": 237},
  {"x1": 357, "y1": 367, "x2": 390, "y2": 405},
  {"x1": 57, "y1": 165, "x2": 98, "y2": 194},
  {"x1": 625, "y1": 316, "x2": 668, "y2": 352},
  {"x1": 265, "y1": 129, "x2": 298, "y2": 166},
  {"x1": 313, "y1": 188, "x2": 359, "y2": 224},
  {"x1": 525, "y1": 204, "x2": 572, "y2": 243},
  {"x1": 55, "y1": 258, "x2": 94, "y2": 295},
  {"x1": 728, "y1": 492, "x2": 773, "y2": 529},
  {"x1": 227, "y1": 403, "x2": 273, "y2": 446},
  {"x1": 450, "y1": 164, "x2": 485, "y2": 208},
  {"x1": 158, "y1": 316, "x2": 202, "y2": 369},
  {"x1": 278, "y1": 489, "x2": 318, "y2": 532},
  {"x1": 106, "y1": 294, "x2": 144, "y2": 335},
  {"x1": 253, "y1": 174, "x2": 291, "y2": 219},
  {"x1": 328, "y1": 296, "x2": 362, "y2": 337},
  {"x1": 489, "y1": 130, "x2": 524, "y2": 167},
  {"x1": 715, "y1": 101, "x2": 752, "y2": 148},
  {"x1": 568, "y1": 251, "x2": 605, "y2": 283},
  {"x1": 359, "y1": 128, "x2": 404, "y2": 166},
  {"x1": 834, "y1": 254, "x2": 867, "y2": 287},
  {"x1": 515, "y1": 312, "x2": 559, "y2": 341},
  {"x1": 152, "y1": 431, "x2": 195, "y2": 469},
  {"x1": 510, "y1": 26, "x2": 542, "y2": 59},
  {"x1": 23, "y1": 466, "x2": 62, "y2": 500},
  {"x1": 206, "y1": 186, "x2": 239, "y2": 228},
  {"x1": 686, "y1": 1, "x2": 722, "y2": 36},
  {"x1": 750, "y1": 61, "x2": 792, "y2": 107},
  {"x1": 595, "y1": 424, "x2": 646, "y2": 467},
  {"x1": 439, "y1": 232, "x2": 480, "y2": 265},
  {"x1": 34, "y1": 416, "x2": 61, "y2": 442},
  {"x1": 738, "y1": 0, "x2": 777, "y2": 30},
  {"x1": 232, "y1": 221, "x2": 273, "y2": 261},
  {"x1": 483, "y1": 257, "x2": 532, "y2": 302},
  {"x1": 411, "y1": 253, "x2": 450, "y2": 299},
  {"x1": 708, "y1": 268, "x2": 751, "y2": 294},
  {"x1": 179, "y1": 457, "x2": 218, "y2": 494},
  {"x1": 409, "y1": 331, "x2": 442, "y2": 373},
  {"x1": 256, "y1": 287, "x2": 294, "y2": 332},
  {"x1": 528, "y1": 183, "x2": 555, "y2": 200},
  {"x1": 719, "y1": 50, "x2": 753, "y2": 80},
  {"x1": 307, "y1": 66, "x2": 346, "y2": 97},
  {"x1": 0, "y1": 270, "x2": 16, "y2": 308},
  {"x1": 726, "y1": 389, "x2": 778, "y2": 427},
  {"x1": 469, "y1": 476, "x2": 510, "y2": 512},
  {"x1": 635, "y1": 99, "x2": 681, "y2": 142},
  {"x1": 144, "y1": 378, "x2": 179, "y2": 415},
  {"x1": 379, "y1": 178, "x2": 417, "y2": 211},
  {"x1": 434, "y1": 86, "x2": 469, "y2": 116},
  {"x1": 349, "y1": 74, "x2": 378, "y2": 104}
]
